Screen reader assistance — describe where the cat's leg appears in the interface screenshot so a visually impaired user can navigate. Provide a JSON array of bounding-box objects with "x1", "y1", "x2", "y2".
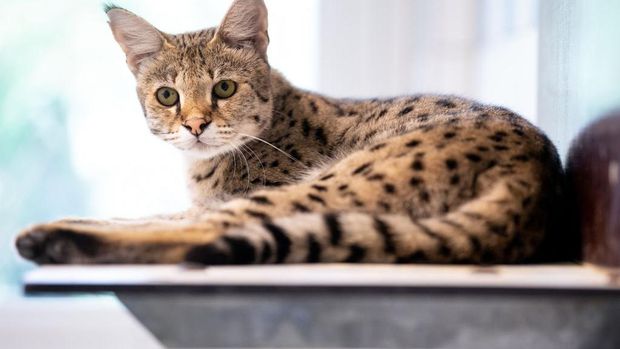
[
  {"x1": 15, "y1": 206, "x2": 214, "y2": 264},
  {"x1": 15, "y1": 218, "x2": 221, "y2": 264}
]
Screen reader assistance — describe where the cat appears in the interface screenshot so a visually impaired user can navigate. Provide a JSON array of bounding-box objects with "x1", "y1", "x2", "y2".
[{"x1": 15, "y1": 0, "x2": 569, "y2": 265}]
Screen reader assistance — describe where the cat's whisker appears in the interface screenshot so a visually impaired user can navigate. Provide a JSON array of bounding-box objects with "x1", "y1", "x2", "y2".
[
  {"x1": 236, "y1": 132, "x2": 306, "y2": 168},
  {"x1": 241, "y1": 143, "x2": 266, "y2": 186},
  {"x1": 230, "y1": 148, "x2": 239, "y2": 180},
  {"x1": 232, "y1": 145, "x2": 251, "y2": 191}
]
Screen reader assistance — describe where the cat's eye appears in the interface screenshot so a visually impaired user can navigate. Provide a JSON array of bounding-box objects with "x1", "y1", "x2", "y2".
[
  {"x1": 156, "y1": 87, "x2": 179, "y2": 107},
  {"x1": 213, "y1": 80, "x2": 237, "y2": 99}
]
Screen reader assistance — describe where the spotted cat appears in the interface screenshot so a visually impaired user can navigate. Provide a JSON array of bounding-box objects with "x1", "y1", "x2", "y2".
[{"x1": 15, "y1": 0, "x2": 569, "y2": 265}]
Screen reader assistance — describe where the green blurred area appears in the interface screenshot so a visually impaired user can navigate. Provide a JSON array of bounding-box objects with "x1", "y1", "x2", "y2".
[{"x1": 0, "y1": 1, "x2": 90, "y2": 284}]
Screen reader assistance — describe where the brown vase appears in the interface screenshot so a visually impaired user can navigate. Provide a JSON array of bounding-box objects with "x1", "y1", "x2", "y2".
[{"x1": 566, "y1": 111, "x2": 620, "y2": 266}]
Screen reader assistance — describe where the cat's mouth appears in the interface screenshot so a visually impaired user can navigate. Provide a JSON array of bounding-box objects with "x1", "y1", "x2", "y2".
[
  {"x1": 191, "y1": 139, "x2": 214, "y2": 149},
  {"x1": 188, "y1": 138, "x2": 226, "y2": 151}
]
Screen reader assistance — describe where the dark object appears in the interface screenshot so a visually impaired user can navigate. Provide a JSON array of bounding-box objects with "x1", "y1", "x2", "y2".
[{"x1": 567, "y1": 111, "x2": 620, "y2": 266}]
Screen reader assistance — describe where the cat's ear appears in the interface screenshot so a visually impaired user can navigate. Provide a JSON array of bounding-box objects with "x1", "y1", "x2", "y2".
[
  {"x1": 105, "y1": 6, "x2": 170, "y2": 75},
  {"x1": 215, "y1": 0, "x2": 269, "y2": 59}
]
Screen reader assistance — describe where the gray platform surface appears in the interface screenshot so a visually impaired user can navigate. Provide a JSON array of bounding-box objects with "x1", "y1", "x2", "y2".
[{"x1": 23, "y1": 264, "x2": 620, "y2": 348}]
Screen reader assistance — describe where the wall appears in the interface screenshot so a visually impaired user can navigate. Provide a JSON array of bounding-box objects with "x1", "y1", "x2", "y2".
[
  {"x1": 318, "y1": 0, "x2": 539, "y2": 120},
  {"x1": 538, "y1": 0, "x2": 620, "y2": 160}
]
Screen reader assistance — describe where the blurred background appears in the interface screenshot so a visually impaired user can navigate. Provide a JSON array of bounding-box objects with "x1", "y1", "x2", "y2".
[{"x1": 0, "y1": 0, "x2": 618, "y2": 348}]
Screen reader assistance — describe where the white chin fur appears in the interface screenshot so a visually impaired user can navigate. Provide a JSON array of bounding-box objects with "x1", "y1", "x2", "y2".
[{"x1": 183, "y1": 143, "x2": 229, "y2": 159}]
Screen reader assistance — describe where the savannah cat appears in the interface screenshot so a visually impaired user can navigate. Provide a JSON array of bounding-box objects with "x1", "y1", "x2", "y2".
[{"x1": 16, "y1": 0, "x2": 568, "y2": 265}]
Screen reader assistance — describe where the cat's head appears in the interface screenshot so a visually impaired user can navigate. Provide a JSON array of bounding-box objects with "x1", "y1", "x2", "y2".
[{"x1": 106, "y1": 0, "x2": 272, "y2": 158}]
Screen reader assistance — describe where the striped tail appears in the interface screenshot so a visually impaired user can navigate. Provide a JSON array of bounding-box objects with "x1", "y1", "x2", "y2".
[{"x1": 185, "y1": 175, "x2": 551, "y2": 265}]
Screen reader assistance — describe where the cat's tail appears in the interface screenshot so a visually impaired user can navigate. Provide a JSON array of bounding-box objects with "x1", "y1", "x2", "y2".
[{"x1": 185, "y1": 175, "x2": 561, "y2": 265}]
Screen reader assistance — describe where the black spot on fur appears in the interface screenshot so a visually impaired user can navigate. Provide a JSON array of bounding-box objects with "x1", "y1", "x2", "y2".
[
  {"x1": 445, "y1": 159, "x2": 458, "y2": 170},
  {"x1": 419, "y1": 190, "x2": 430, "y2": 202},
  {"x1": 338, "y1": 184, "x2": 349, "y2": 191},
  {"x1": 469, "y1": 236, "x2": 482, "y2": 253},
  {"x1": 308, "y1": 193, "x2": 326, "y2": 205},
  {"x1": 320, "y1": 173, "x2": 335, "y2": 181},
  {"x1": 374, "y1": 217, "x2": 396, "y2": 254},
  {"x1": 260, "y1": 241, "x2": 272, "y2": 263},
  {"x1": 438, "y1": 244, "x2": 452, "y2": 257},
  {"x1": 383, "y1": 183, "x2": 396, "y2": 193},
  {"x1": 193, "y1": 166, "x2": 218, "y2": 182},
  {"x1": 444, "y1": 132, "x2": 457, "y2": 139},
  {"x1": 290, "y1": 149, "x2": 302, "y2": 161},
  {"x1": 470, "y1": 103, "x2": 485, "y2": 111},
  {"x1": 314, "y1": 127, "x2": 328, "y2": 145},
  {"x1": 309, "y1": 100, "x2": 318, "y2": 113},
  {"x1": 417, "y1": 113, "x2": 430, "y2": 122},
  {"x1": 410, "y1": 177, "x2": 423, "y2": 187},
  {"x1": 489, "y1": 131, "x2": 508, "y2": 142},
  {"x1": 262, "y1": 222, "x2": 292, "y2": 263},
  {"x1": 450, "y1": 174, "x2": 460, "y2": 185},
  {"x1": 249, "y1": 196, "x2": 274, "y2": 206},
  {"x1": 436, "y1": 99, "x2": 457, "y2": 108},
  {"x1": 185, "y1": 243, "x2": 231, "y2": 265},
  {"x1": 324, "y1": 214, "x2": 343, "y2": 245},
  {"x1": 302, "y1": 119, "x2": 311, "y2": 136},
  {"x1": 222, "y1": 236, "x2": 256, "y2": 264},
  {"x1": 370, "y1": 143, "x2": 387, "y2": 151},
  {"x1": 411, "y1": 160, "x2": 424, "y2": 171},
  {"x1": 264, "y1": 180, "x2": 284, "y2": 187},
  {"x1": 398, "y1": 106, "x2": 414, "y2": 116},
  {"x1": 307, "y1": 234, "x2": 322, "y2": 263},
  {"x1": 270, "y1": 160, "x2": 280, "y2": 168},
  {"x1": 397, "y1": 250, "x2": 428, "y2": 263},
  {"x1": 378, "y1": 109, "x2": 388, "y2": 118},
  {"x1": 292, "y1": 201, "x2": 310, "y2": 212},
  {"x1": 352, "y1": 162, "x2": 372, "y2": 175},
  {"x1": 465, "y1": 153, "x2": 482, "y2": 162},
  {"x1": 511, "y1": 154, "x2": 530, "y2": 162},
  {"x1": 494, "y1": 145, "x2": 509, "y2": 151},
  {"x1": 344, "y1": 245, "x2": 366, "y2": 262},
  {"x1": 368, "y1": 174, "x2": 385, "y2": 181},
  {"x1": 312, "y1": 184, "x2": 328, "y2": 192},
  {"x1": 406, "y1": 139, "x2": 421, "y2": 148},
  {"x1": 245, "y1": 210, "x2": 270, "y2": 220}
]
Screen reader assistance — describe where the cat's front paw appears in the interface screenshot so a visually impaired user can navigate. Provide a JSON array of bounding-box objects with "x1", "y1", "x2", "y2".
[{"x1": 15, "y1": 224, "x2": 102, "y2": 264}]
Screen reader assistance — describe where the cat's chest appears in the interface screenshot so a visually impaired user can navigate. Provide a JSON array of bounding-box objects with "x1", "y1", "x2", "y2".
[{"x1": 185, "y1": 151, "x2": 305, "y2": 204}]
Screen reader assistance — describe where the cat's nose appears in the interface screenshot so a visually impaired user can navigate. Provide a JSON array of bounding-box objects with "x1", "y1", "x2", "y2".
[{"x1": 183, "y1": 118, "x2": 210, "y2": 136}]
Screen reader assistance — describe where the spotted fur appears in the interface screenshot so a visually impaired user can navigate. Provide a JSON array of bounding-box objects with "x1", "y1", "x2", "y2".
[{"x1": 15, "y1": 0, "x2": 567, "y2": 265}]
